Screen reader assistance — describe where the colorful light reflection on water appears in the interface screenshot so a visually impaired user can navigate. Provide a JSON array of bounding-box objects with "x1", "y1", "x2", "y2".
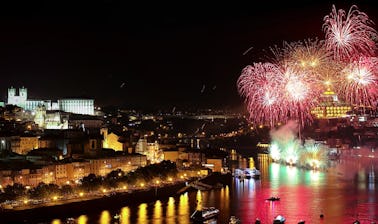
[{"x1": 49, "y1": 157, "x2": 378, "y2": 224}]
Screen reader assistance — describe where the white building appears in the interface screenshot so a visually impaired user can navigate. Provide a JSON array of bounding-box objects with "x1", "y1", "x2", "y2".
[
  {"x1": 7, "y1": 87, "x2": 27, "y2": 108},
  {"x1": 58, "y1": 99, "x2": 94, "y2": 115},
  {"x1": 6, "y1": 87, "x2": 94, "y2": 115}
]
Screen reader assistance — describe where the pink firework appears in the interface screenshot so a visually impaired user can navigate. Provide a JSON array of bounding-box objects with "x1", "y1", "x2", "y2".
[
  {"x1": 276, "y1": 39, "x2": 342, "y2": 92},
  {"x1": 237, "y1": 62, "x2": 286, "y2": 127},
  {"x1": 323, "y1": 5, "x2": 378, "y2": 62},
  {"x1": 337, "y1": 56, "x2": 378, "y2": 108},
  {"x1": 237, "y1": 61, "x2": 322, "y2": 127},
  {"x1": 280, "y1": 64, "x2": 322, "y2": 126}
]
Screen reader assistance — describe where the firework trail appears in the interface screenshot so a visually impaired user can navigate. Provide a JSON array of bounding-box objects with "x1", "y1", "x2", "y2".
[{"x1": 323, "y1": 5, "x2": 378, "y2": 62}]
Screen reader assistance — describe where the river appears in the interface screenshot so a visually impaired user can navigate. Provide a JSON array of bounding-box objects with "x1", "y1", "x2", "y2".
[{"x1": 43, "y1": 156, "x2": 378, "y2": 224}]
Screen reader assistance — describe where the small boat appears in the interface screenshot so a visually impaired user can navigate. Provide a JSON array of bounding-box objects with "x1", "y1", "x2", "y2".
[
  {"x1": 297, "y1": 220, "x2": 305, "y2": 224},
  {"x1": 229, "y1": 215, "x2": 241, "y2": 224},
  {"x1": 250, "y1": 168, "x2": 261, "y2": 179},
  {"x1": 266, "y1": 196, "x2": 280, "y2": 201},
  {"x1": 65, "y1": 217, "x2": 75, "y2": 224},
  {"x1": 273, "y1": 215, "x2": 286, "y2": 224},
  {"x1": 190, "y1": 207, "x2": 220, "y2": 222}
]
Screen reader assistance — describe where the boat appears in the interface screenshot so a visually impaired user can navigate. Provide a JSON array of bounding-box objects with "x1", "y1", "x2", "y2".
[
  {"x1": 273, "y1": 215, "x2": 286, "y2": 224},
  {"x1": 190, "y1": 207, "x2": 220, "y2": 222},
  {"x1": 234, "y1": 168, "x2": 261, "y2": 179},
  {"x1": 65, "y1": 217, "x2": 76, "y2": 224},
  {"x1": 229, "y1": 215, "x2": 241, "y2": 224},
  {"x1": 250, "y1": 167, "x2": 261, "y2": 179},
  {"x1": 297, "y1": 220, "x2": 305, "y2": 224},
  {"x1": 266, "y1": 196, "x2": 280, "y2": 201}
]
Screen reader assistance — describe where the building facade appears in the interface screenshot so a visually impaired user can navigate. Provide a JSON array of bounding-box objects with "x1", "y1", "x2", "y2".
[
  {"x1": 58, "y1": 99, "x2": 94, "y2": 115},
  {"x1": 6, "y1": 87, "x2": 94, "y2": 115}
]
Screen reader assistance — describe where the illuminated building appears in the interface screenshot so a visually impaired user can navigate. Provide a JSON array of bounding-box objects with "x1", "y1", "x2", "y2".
[
  {"x1": 311, "y1": 88, "x2": 351, "y2": 119},
  {"x1": 34, "y1": 107, "x2": 69, "y2": 129},
  {"x1": 58, "y1": 99, "x2": 94, "y2": 115},
  {"x1": 101, "y1": 128, "x2": 123, "y2": 151},
  {"x1": 6, "y1": 87, "x2": 94, "y2": 115},
  {"x1": 135, "y1": 138, "x2": 163, "y2": 163},
  {"x1": 10, "y1": 136, "x2": 39, "y2": 155},
  {"x1": 7, "y1": 87, "x2": 27, "y2": 108}
]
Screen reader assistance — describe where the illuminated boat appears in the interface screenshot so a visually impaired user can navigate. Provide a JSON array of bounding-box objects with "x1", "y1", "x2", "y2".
[
  {"x1": 250, "y1": 168, "x2": 261, "y2": 179},
  {"x1": 190, "y1": 207, "x2": 220, "y2": 222},
  {"x1": 229, "y1": 216, "x2": 241, "y2": 224},
  {"x1": 273, "y1": 215, "x2": 286, "y2": 223},
  {"x1": 65, "y1": 217, "x2": 75, "y2": 224},
  {"x1": 234, "y1": 168, "x2": 261, "y2": 179}
]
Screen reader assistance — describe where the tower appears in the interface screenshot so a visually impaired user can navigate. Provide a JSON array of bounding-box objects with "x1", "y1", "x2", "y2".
[
  {"x1": 7, "y1": 86, "x2": 28, "y2": 108},
  {"x1": 7, "y1": 87, "x2": 16, "y2": 105},
  {"x1": 8, "y1": 87, "x2": 16, "y2": 97},
  {"x1": 19, "y1": 87, "x2": 28, "y2": 101}
]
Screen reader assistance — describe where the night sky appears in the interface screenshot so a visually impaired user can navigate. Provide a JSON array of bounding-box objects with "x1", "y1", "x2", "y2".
[{"x1": 0, "y1": 1, "x2": 377, "y2": 110}]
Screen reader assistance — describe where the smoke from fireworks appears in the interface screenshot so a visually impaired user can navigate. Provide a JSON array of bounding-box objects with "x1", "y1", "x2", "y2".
[
  {"x1": 269, "y1": 121, "x2": 329, "y2": 169},
  {"x1": 323, "y1": 5, "x2": 378, "y2": 62}
]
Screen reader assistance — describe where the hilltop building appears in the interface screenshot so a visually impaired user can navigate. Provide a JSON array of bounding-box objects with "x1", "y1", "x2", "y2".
[{"x1": 6, "y1": 87, "x2": 94, "y2": 115}]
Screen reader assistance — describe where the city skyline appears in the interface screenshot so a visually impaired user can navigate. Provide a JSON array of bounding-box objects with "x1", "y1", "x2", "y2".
[{"x1": 1, "y1": 1, "x2": 377, "y2": 109}]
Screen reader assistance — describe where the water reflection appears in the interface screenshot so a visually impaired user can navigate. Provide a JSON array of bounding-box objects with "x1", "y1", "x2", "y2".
[
  {"x1": 153, "y1": 200, "x2": 162, "y2": 224},
  {"x1": 166, "y1": 197, "x2": 175, "y2": 224},
  {"x1": 46, "y1": 157, "x2": 378, "y2": 224},
  {"x1": 51, "y1": 219, "x2": 61, "y2": 224},
  {"x1": 120, "y1": 207, "x2": 130, "y2": 224},
  {"x1": 137, "y1": 203, "x2": 148, "y2": 224},
  {"x1": 100, "y1": 210, "x2": 111, "y2": 224},
  {"x1": 196, "y1": 190, "x2": 202, "y2": 210},
  {"x1": 178, "y1": 193, "x2": 190, "y2": 224},
  {"x1": 77, "y1": 215, "x2": 88, "y2": 224}
]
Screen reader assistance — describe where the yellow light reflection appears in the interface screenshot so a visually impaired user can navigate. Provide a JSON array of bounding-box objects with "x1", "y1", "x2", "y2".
[
  {"x1": 137, "y1": 203, "x2": 148, "y2": 224},
  {"x1": 153, "y1": 200, "x2": 162, "y2": 224},
  {"x1": 178, "y1": 193, "x2": 190, "y2": 224},
  {"x1": 99, "y1": 210, "x2": 111, "y2": 224},
  {"x1": 120, "y1": 207, "x2": 130, "y2": 224},
  {"x1": 77, "y1": 215, "x2": 88, "y2": 224},
  {"x1": 249, "y1": 157, "x2": 255, "y2": 168},
  {"x1": 166, "y1": 197, "x2": 176, "y2": 224},
  {"x1": 196, "y1": 190, "x2": 202, "y2": 211},
  {"x1": 51, "y1": 219, "x2": 61, "y2": 224}
]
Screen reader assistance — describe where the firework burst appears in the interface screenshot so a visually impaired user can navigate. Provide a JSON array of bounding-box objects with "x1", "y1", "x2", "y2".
[
  {"x1": 237, "y1": 62, "x2": 285, "y2": 127},
  {"x1": 338, "y1": 56, "x2": 378, "y2": 108},
  {"x1": 323, "y1": 5, "x2": 378, "y2": 62},
  {"x1": 238, "y1": 4, "x2": 378, "y2": 129},
  {"x1": 280, "y1": 64, "x2": 322, "y2": 126}
]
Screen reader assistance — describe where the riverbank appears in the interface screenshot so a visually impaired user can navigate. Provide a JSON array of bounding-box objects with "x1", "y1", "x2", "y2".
[
  {"x1": 1, "y1": 181, "x2": 187, "y2": 223},
  {"x1": 1, "y1": 172, "x2": 232, "y2": 223}
]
